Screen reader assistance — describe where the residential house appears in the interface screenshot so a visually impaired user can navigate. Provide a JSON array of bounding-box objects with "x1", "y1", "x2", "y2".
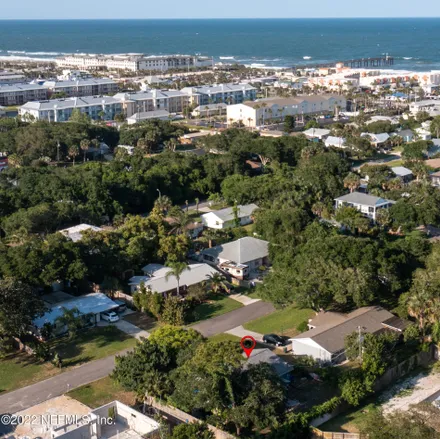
[
  {"x1": 201, "y1": 203, "x2": 259, "y2": 229},
  {"x1": 391, "y1": 166, "x2": 413, "y2": 183},
  {"x1": 290, "y1": 306, "x2": 408, "y2": 364},
  {"x1": 303, "y1": 128, "x2": 331, "y2": 141},
  {"x1": 163, "y1": 217, "x2": 204, "y2": 239},
  {"x1": 126, "y1": 110, "x2": 171, "y2": 124},
  {"x1": 19, "y1": 96, "x2": 123, "y2": 122},
  {"x1": 429, "y1": 170, "x2": 440, "y2": 187},
  {"x1": 51, "y1": 400, "x2": 160, "y2": 439},
  {"x1": 59, "y1": 224, "x2": 103, "y2": 242},
  {"x1": 179, "y1": 131, "x2": 219, "y2": 145},
  {"x1": 361, "y1": 132, "x2": 390, "y2": 147},
  {"x1": 325, "y1": 136, "x2": 346, "y2": 148},
  {"x1": 396, "y1": 129, "x2": 415, "y2": 143},
  {"x1": 415, "y1": 126, "x2": 432, "y2": 141},
  {"x1": 245, "y1": 348, "x2": 293, "y2": 381},
  {"x1": 128, "y1": 263, "x2": 218, "y2": 295},
  {"x1": 33, "y1": 293, "x2": 120, "y2": 336},
  {"x1": 409, "y1": 99, "x2": 440, "y2": 117},
  {"x1": 201, "y1": 237, "x2": 269, "y2": 280},
  {"x1": 334, "y1": 191, "x2": 395, "y2": 221}
]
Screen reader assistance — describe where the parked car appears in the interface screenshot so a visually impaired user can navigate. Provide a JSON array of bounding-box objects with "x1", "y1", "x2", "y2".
[
  {"x1": 101, "y1": 311, "x2": 120, "y2": 323},
  {"x1": 114, "y1": 300, "x2": 127, "y2": 314},
  {"x1": 263, "y1": 333, "x2": 286, "y2": 346}
]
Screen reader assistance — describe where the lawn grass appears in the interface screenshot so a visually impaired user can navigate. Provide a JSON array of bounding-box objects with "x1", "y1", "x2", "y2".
[
  {"x1": 52, "y1": 326, "x2": 138, "y2": 367},
  {"x1": 0, "y1": 326, "x2": 137, "y2": 394},
  {"x1": 67, "y1": 376, "x2": 137, "y2": 408},
  {"x1": 189, "y1": 294, "x2": 243, "y2": 324},
  {"x1": 243, "y1": 305, "x2": 314, "y2": 337}
]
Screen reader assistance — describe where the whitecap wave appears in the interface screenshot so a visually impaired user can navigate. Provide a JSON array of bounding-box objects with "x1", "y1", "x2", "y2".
[
  {"x1": 303, "y1": 56, "x2": 312, "y2": 60},
  {"x1": 219, "y1": 56, "x2": 235, "y2": 60},
  {"x1": 0, "y1": 55, "x2": 55, "y2": 62},
  {"x1": 403, "y1": 57, "x2": 413, "y2": 60}
]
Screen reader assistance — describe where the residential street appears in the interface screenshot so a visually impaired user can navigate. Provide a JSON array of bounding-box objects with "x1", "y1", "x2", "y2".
[
  {"x1": 0, "y1": 350, "x2": 130, "y2": 414},
  {"x1": 191, "y1": 301, "x2": 275, "y2": 337}
]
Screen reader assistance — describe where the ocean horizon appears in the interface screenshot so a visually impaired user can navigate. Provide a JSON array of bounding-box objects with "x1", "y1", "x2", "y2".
[{"x1": 1, "y1": 18, "x2": 440, "y2": 71}]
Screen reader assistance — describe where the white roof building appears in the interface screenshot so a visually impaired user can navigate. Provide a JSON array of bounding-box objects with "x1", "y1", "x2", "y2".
[
  {"x1": 127, "y1": 110, "x2": 171, "y2": 124},
  {"x1": 34, "y1": 293, "x2": 119, "y2": 328},
  {"x1": 129, "y1": 263, "x2": 219, "y2": 294},
  {"x1": 303, "y1": 128, "x2": 331, "y2": 139},
  {"x1": 361, "y1": 132, "x2": 390, "y2": 145},
  {"x1": 325, "y1": 136, "x2": 346, "y2": 148},
  {"x1": 201, "y1": 203, "x2": 259, "y2": 229},
  {"x1": 59, "y1": 224, "x2": 103, "y2": 242}
]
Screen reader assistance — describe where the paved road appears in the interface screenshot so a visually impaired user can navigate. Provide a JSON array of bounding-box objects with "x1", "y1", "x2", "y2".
[
  {"x1": 191, "y1": 301, "x2": 275, "y2": 337},
  {"x1": 0, "y1": 350, "x2": 130, "y2": 414}
]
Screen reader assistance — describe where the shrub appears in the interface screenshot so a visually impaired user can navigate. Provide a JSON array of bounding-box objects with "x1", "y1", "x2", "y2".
[{"x1": 296, "y1": 320, "x2": 309, "y2": 333}]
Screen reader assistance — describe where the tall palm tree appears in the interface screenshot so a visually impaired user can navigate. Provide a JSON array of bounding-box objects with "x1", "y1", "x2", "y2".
[
  {"x1": 204, "y1": 272, "x2": 229, "y2": 295},
  {"x1": 343, "y1": 172, "x2": 361, "y2": 193},
  {"x1": 154, "y1": 195, "x2": 172, "y2": 215},
  {"x1": 80, "y1": 139, "x2": 91, "y2": 163},
  {"x1": 165, "y1": 262, "x2": 190, "y2": 296},
  {"x1": 68, "y1": 145, "x2": 79, "y2": 166}
]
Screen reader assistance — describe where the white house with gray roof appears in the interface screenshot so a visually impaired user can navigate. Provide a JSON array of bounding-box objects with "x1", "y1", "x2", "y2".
[
  {"x1": 201, "y1": 203, "x2": 259, "y2": 230},
  {"x1": 19, "y1": 96, "x2": 123, "y2": 122},
  {"x1": 58, "y1": 224, "x2": 103, "y2": 242},
  {"x1": 290, "y1": 307, "x2": 408, "y2": 364},
  {"x1": 128, "y1": 263, "x2": 218, "y2": 295},
  {"x1": 201, "y1": 237, "x2": 269, "y2": 279},
  {"x1": 335, "y1": 191, "x2": 394, "y2": 221}
]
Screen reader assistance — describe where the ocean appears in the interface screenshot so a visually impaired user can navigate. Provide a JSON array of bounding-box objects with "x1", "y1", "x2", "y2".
[{"x1": 1, "y1": 18, "x2": 440, "y2": 71}]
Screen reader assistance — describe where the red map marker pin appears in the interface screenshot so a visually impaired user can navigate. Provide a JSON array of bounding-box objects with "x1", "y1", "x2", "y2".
[{"x1": 240, "y1": 336, "x2": 257, "y2": 358}]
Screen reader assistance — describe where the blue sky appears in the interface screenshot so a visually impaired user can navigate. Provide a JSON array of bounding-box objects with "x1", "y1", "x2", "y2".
[{"x1": 3, "y1": 0, "x2": 440, "y2": 19}]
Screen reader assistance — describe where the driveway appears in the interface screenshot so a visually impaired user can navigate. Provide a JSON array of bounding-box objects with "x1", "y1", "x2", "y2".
[
  {"x1": 191, "y1": 301, "x2": 275, "y2": 337},
  {"x1": 0, "y1": 350, "x2": 130, "y2": 414}
]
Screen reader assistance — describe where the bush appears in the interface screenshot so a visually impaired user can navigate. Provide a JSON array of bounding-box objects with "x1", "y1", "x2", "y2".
[
  {"x1": 296, "y1": 320, "x2": 309, "y2": 333},
  {"x1": 33, "y1": 342, "x2": 52, "y2": 362}
]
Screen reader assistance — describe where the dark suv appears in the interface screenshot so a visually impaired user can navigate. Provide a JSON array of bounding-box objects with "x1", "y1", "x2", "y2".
[{"x1": 263, "y1": 333, "x2": 286, "y2": 346}]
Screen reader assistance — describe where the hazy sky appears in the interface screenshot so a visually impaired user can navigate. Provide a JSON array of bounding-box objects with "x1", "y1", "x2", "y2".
[{"x1": 2, "y1": 0, "x2": 440, "y2": 19}]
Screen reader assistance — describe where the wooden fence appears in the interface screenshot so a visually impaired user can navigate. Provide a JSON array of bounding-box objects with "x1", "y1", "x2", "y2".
[{"x1": 311, "y1": 428, "x2": 367, "y2": 439}]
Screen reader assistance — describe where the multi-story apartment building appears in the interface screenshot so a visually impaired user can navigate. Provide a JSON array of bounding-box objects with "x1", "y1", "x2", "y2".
[
  {"x1": 56, "y1": 54, "x2": 212, "y2": 72},
  {"x1": 0, "y1": 71, "x2": 27, "y2": 85},
  {"x1": 19, "y1": 96, "x2": 123, "y2": 122},
  {"x1": 226, "y1": 95, "x2": 347, "y2": 128},
  {"x1": 42, "y1": 78, "x2": 119, "y2": 98},
  {"x1": 113, "y1": 90, "x2": 189, "y2": 117},
  {"x1": 181, "y1": 83, "x2": 257, "y2": 106},
  {"x1": 0, "y1": 83, "x2": 48, "y2": 106}
]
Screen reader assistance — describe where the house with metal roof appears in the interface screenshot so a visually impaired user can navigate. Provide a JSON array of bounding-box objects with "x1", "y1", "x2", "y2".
[
  {"x1": 303, "y1": 128, "x2": 331, "y2": 140},
  {"x1": 361, "y1": 132, "x2": 390, "y2": 147},
  {"x1": 128, "y1": 263, "x2": 219, "y2": 295},
  {"x1": 201, "y1": 237, "x2": 269, "y2": 280},
  {"x1": 126, "y1": 110, "x2": 171, "y2": 124},
  {"x1": 290, "y1": 307, "x2": 408, "y2": 364},
  {"x1": 324, "y1": 136, "x2": 346, "y2": 148},
  {"x1": 33, "y1": 293, "x2": 119, "y2": 335},
  {"x1": 334, "y1": 191, "x2": 395, "y2": 221},
  {"x1": 391, "y1": 166, "x2": 413, "y2": 183},
  {"x1": 201, "y1": 203, "x2": 259, "y2": 230},
  {"x1": 58, "y1": 224, "x2": 103, "y2": 242}
]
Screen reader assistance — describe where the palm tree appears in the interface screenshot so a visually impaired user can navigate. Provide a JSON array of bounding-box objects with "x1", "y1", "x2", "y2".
[
  {"x1": 343, "y1": 172, "x2": 361, "y2": 193},
  {"x1": 68, "y1": 145, "x2": 79, "y2": 166},
  {"x1": 431, "y1": 116, "x2": 440, "y2": 139},
  {"x1": 55, "y1": 307, "x2": 85, "y2": 339},
  {"x1": 165, "y1": 262, "x2": 190, "y2": 296},
  {"x1": 195, "y1": 197, "x2": 200, "y2": 214},
  {"x1": 154, "y1": 195, "x2": 172, "y2": 215},
  {"x1": 168, "y1": 209, "x2": 191, "y2": 235},
  {"x1": 80, "y1": 139, "x2": 91, "y2": 163},
  {"x1": 204, "y1": 272, "x2": 229, "y2": 295},
  {"x1": 164, "y1": 138, "x2": 178, "y2": 152}
]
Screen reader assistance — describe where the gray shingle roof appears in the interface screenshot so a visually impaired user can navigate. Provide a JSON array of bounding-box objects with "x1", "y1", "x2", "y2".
[
  {"x1": 335, "y1": 192, "x2": 394, "y2": 207},
  {"x1": 244, "y1": 349, "x2": 293, "y2": 377},
  {"x1": 293, "y1": 306, "x2": 405, "y2": 354},
  {"x1": 202, "y1": 237, "x2": 269, "y2": 265}
]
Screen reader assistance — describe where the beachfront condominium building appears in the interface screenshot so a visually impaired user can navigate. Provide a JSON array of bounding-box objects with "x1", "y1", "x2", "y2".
[
  {"x1": 0, "y1": 83, "x2": 48, "y2": 106},
  {"x1": 56, "y1": 54, "x2": 212, "y2": 72},
  {"x1": 113, "y1": 90, "x2": 189, "y2": 117},
  {"x1": 19, "y1": 96, "x2": 123, "y2": 122},
  {"x1": 42, "y1": 78, "x2": 119, "y2": 98},
  {"x1": 227, "y1": 95, "x2": 347, "y2": 128},
  {"x1": 181, "y1": 83, "x2": 257, "y2": 106},
  {"x1": 0, "y1": 71, "x2": 27, "y2": 85}
]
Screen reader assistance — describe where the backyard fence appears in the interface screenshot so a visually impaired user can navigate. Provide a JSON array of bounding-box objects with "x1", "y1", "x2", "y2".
[
  {"x1": 145, "y1": 397, "x2": 236, "y2": 439},
  {"x1": 311, "y1": 427, "x2": 367, "y2": 439}
]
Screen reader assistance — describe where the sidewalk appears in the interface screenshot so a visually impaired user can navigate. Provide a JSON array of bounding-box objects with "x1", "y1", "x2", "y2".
[
  {"x1": 229, "y1": 293, "x2": 261, "y2": 306},
  {"x1": 225, "y1": 325, "x2": 264, "y2": 341}
]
